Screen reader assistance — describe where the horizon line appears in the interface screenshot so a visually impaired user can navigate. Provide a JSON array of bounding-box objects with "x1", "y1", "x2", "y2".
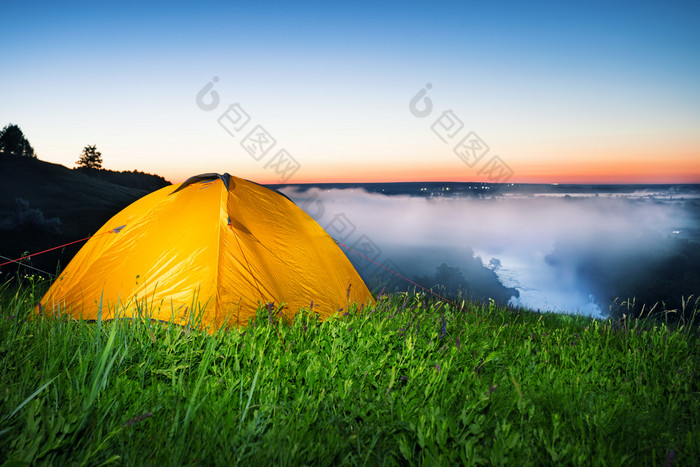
[{"x1": 8, "y1": 153, "x2": 700, "y2": 186}]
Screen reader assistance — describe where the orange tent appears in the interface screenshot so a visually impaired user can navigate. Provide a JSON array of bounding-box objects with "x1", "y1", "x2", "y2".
[{"x1": 40, "y1": 173, "x2": 372, "y2": 329}]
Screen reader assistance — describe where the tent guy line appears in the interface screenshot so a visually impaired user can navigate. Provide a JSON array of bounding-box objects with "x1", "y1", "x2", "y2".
[
  {"x1": 3, "y1": 229, "x2": 462, "y2": 311},
  {"x1": 0, "y1": 227, "x2": 124, "y2": 271},
  {"x1": 0, "y1": 254, "x2": 55, "y2": 277},
  {"x1": 0, "y1": 173, "x2": 462, "y2": 327},
  {"x1": 2, "y1": 225, "x2": 462, "y2": 312}
]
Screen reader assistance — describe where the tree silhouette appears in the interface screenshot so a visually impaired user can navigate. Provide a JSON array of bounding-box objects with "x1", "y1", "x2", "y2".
[
  {"x1": 0, "y1": 124, "x2": 36, "y2": 158},
  {"x1": 76, "y1": 145, "x2": 103, "y2": 169}
]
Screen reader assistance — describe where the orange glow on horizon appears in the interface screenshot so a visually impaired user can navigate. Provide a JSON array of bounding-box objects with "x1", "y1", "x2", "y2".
[
  {"x1": 135, "y1": 145, "x2": 700, "y2": 186},
  {"x1": 164, "y1": 171, "x2": 700, "y2": 186},
  {"x1": 163, "y1": 172, "x2": 700, "y2": 186},
  {"x1": 163, "y1": 162, "x2": 700, "y2": 186}
]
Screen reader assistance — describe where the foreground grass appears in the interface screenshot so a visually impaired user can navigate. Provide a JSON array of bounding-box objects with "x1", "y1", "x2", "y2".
[{"x1": 0, "y1": 282, "x2": 698, "y2": 465}]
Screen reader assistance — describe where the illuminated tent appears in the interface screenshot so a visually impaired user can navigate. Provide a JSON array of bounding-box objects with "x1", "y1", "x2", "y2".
[{"x1": 40, "y1": 173, "x2": 372, "y2": 329}]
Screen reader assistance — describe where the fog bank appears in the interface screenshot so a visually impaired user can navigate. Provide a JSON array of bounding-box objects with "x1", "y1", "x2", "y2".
[{"x1": 281, "y1": 187, "x2": 699, "y2": 318}]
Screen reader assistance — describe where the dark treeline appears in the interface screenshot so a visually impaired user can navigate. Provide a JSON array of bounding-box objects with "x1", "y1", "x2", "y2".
[{"x1": 73, "y1": 167, "x2": 170, "y2": 192}]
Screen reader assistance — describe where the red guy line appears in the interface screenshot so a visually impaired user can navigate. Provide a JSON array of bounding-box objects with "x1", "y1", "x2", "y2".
[
  {"x1": 335, "y1": 240, "x2": 462, "y2": 310},
  {"x1": 0, "y1": 226, "x2": 125, "y2": 269}
]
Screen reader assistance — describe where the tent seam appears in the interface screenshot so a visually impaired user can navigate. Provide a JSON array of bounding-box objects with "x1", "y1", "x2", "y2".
[{"x1": 214, "y1": 179, "x2": 226, "y2": 329}]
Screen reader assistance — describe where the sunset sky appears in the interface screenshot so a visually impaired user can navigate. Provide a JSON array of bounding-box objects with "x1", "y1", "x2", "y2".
[{"x1": 2, "y1": 0, "x2": 699, "y2": 185}]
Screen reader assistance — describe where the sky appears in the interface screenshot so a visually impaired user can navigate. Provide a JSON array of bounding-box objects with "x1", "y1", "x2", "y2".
[{"x1": 1, "y1": 0, "x2": 699, "y2": 185}]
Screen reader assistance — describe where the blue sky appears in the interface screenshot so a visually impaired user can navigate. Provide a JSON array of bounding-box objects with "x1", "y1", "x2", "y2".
[{"x1": 2, "y1": 0, "x2": 699, "y2": 183}]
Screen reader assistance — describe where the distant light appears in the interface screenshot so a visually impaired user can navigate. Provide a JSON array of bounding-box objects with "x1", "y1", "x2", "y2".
[{"x1": 672, "y1": 230, "x2": 680, "y2": 234}]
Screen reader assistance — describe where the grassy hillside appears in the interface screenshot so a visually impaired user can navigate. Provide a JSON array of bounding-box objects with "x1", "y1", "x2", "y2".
[
  {"x1": 0, "y1": 154, "x2": 170, "y2": 276},
  {"x1": 0, "y1": 281, "x2": 697, "y2": 465}
]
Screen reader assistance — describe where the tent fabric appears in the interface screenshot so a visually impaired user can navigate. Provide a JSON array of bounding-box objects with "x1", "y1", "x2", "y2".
[{"x1": 40, "y1": 173, "x2": 373, "y2": 329}]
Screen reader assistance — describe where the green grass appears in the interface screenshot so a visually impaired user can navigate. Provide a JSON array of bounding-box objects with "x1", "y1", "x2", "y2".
[{"x1": 0, "y1": 277, "x2": 698, "y2": 465}]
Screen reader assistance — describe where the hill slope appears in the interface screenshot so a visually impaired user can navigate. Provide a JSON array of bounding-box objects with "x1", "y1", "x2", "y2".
[{"x1": 0, "y1": 154, "x2": 171, "y2": 276}]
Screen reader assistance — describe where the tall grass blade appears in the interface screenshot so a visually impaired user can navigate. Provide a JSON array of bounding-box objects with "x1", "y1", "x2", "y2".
[
  {"x1": 4, "y1": 377, "x2": 58, "y2": 420},
  {"x1": 239, "y1": 361, "x2": 261, "y2": 431}
]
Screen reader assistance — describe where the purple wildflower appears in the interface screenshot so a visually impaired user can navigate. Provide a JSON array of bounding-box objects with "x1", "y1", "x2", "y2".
[
  {"x1": 440, "y1": 314, "x2": 446, "y2": 339},
  {"x1": 267, "y1": 302, "x2": 275, "y2": 324},
  {"x1": 434, "y1": 364, "x2": 441, "y2": 372},
  {"x1": 346, "y1": 284, "x2": 352, "y2": 300},
  {"x1": 400, "y1": 295, "x2": 409, "y2": 313},
  {"x1": 455, "y1": 336, "x2": 461, "y2": 349},
  {"x1": 122, "y1": 412, "x2": 152, "y2": 428},
  {"x1": 666, "y1": 449, "x2": 676, "y2": 466}
]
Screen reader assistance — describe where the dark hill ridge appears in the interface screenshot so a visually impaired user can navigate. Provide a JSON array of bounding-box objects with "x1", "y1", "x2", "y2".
[
  {"x1": 73, "y1": 166, "x2": 170, "y2": 192},
  {"x1": 0, "y1": 154, "x2": 171, "y2": 277}
]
